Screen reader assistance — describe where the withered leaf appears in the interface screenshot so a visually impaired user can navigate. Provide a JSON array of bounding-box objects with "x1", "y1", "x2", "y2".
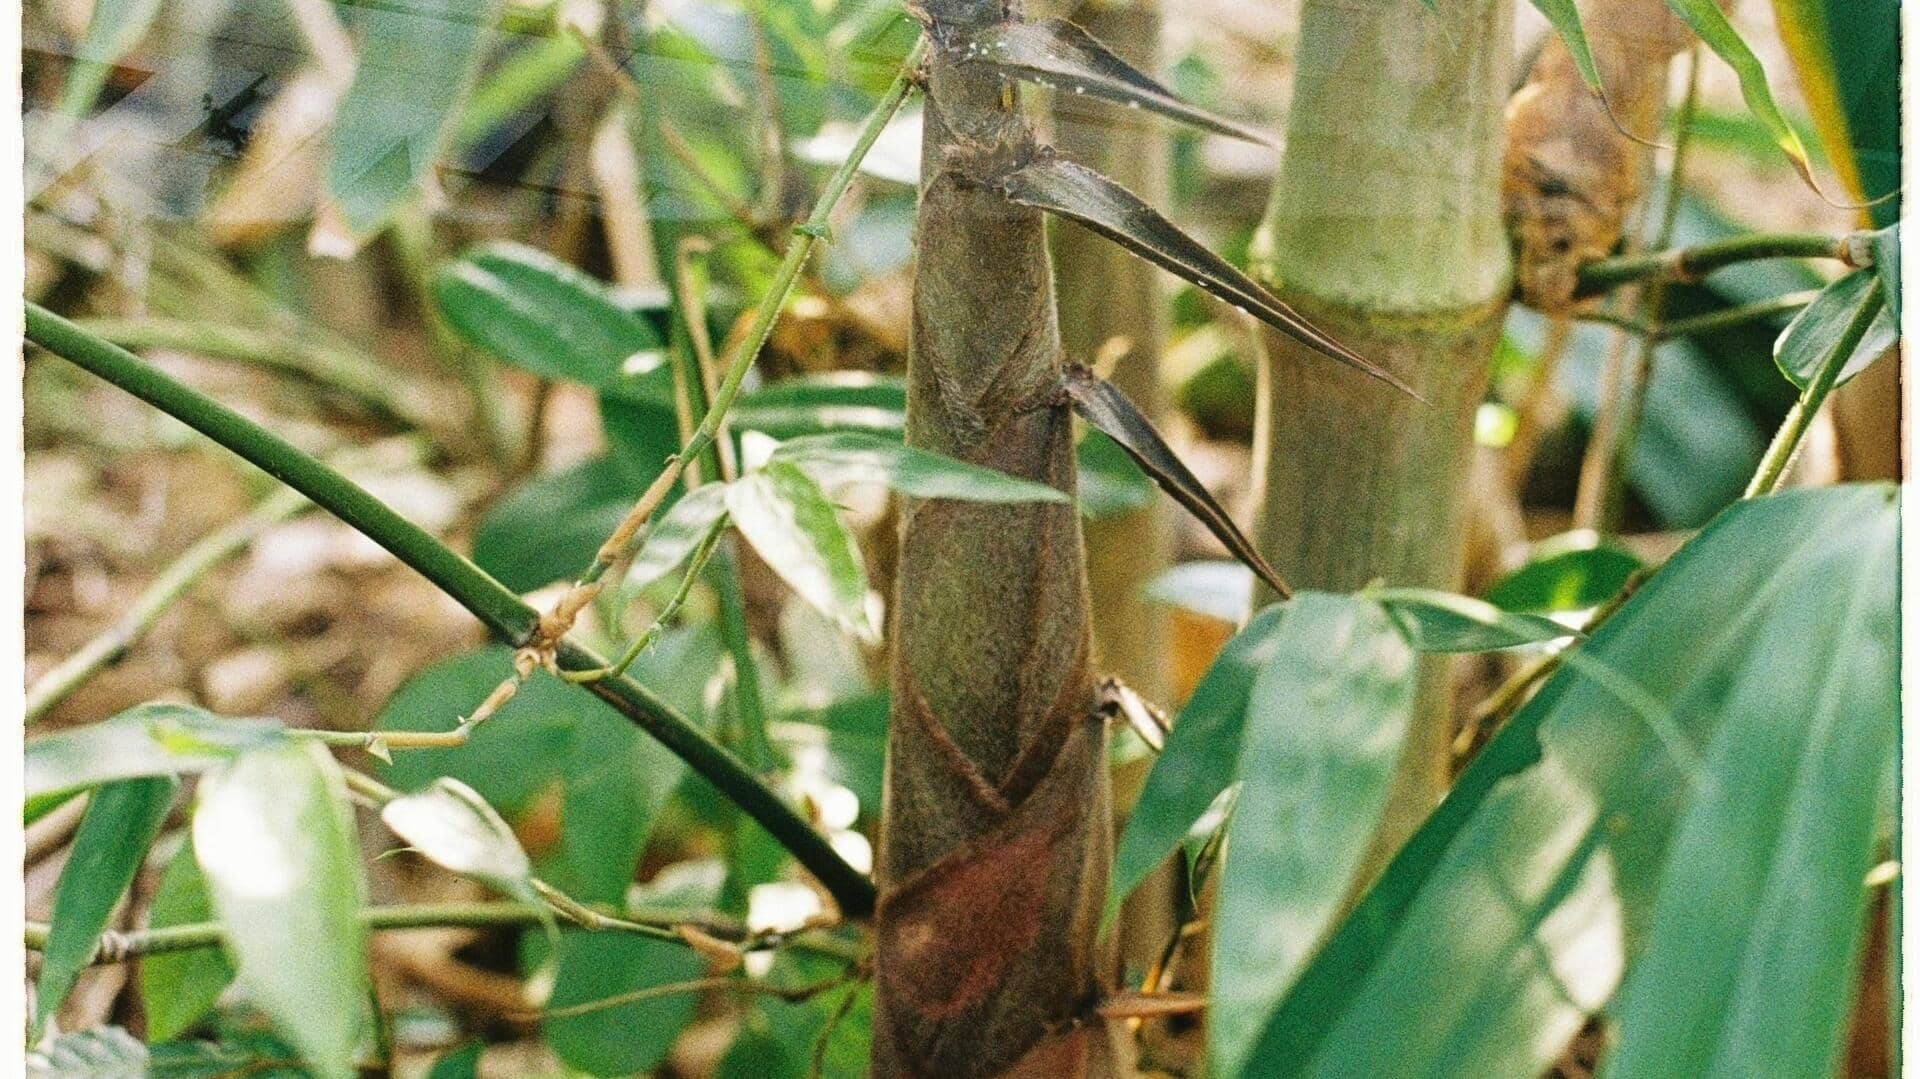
[
  {"x1": 1002, "y1": 155, "x2": 1414, "y2": 397},
  {"x1": 1062, "y1": 366, "x2": 1291, "y2": 598},
  {"x1": 957, "y1": 18, "x2": 1273, "y2": 146}
]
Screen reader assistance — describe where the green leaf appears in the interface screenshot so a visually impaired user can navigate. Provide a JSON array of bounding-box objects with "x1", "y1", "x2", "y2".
[
  {"x1": 1527, "y1": 0, "x2": 1601, "y2": 88},
  {"x1": 716, "y1": 953, "x2": 870, "y2": 1079},
  {"x1": 729, "y1": 373, "x2": 906, "y2": 439},
  {"x1": 28, "y1": 1026, "x2": 306, "y2": 1079},
  {"x1": 1774, "y1": 269, "x2": 1898, "y2": 390},
  {"x1": 26, "y1": 703, "x2": 280, "y2": 820},
  {"x1": 376, "y1": 648, "x2": 578, "y2": 816},
  {"x1": 453, "y1": 33, "x2": 585, "y2": 152},
  {"x1": 1106, "y1": 604, "x2": 1287, "y2": 923},
  {"x1": 959, "y1": 18, "x2": 1271, "y2": 144},
  {"x1": 1076, "y1": 429, "x2": 1155, "y2": 519},
  {"x1": 1870, "y1": 223, "x2": 1900, "y2": 320},
  {"x1": 770, "y1": 431, "x2": 1069, "y2": 504},
  {"x1": 1211, "y1": 594, "x2": 1417, "y2": 1077},
  {"x1": 1372, "y1": 587, "x2": 1578, "y2": 652},
  {"x1": 627, "y1": 482, "x2": 730, "y2": 591},
  {"x1": 726, "y1": 461, "x2": 876, "y2": 643},
  {"x1": 325, "y1": 0, "x2": 504, "y2": 237},
  {"x1": 1146, "y1": 560, "x2": 1254, "y2": 624},
  {"x1": 780, "y1": 692, "x2": 889, "y2": 814},
  {"x1": 1771, "y1": 0, "x2": 1899, "y2": 226},
  {"x1": 1662, "y1": 0, "x2": 1816, "y2": 186},
  {"x1": 34, "y1": 777, "x2": 176, "y2": 1035},
  {"x1": 1486, "y1": 535, "x2": 1642, "y2": 613},
  {"x1": 426, "y1": 1040, "x2": 484, "y2": 1079},
  {"x1": 432, "y1": 242, "x2": 669, "y2": 399},
  {"x1": 55, "y1": 0, "x2": 162, "y2": 117},
  {"x1": 471, "y1": 456, "x2": 644, "y2": 593},
  {"x1": 381, "y1": 777, "x2": 538, "y2": 903},
  {"x1": 1246, "y1": 484, "x2": 1897, "y2": 1078},
  {"x1": 141, "y1": 839, "x2": 234, "y2": 1041},
  {"x1": 539, "y1": 931, "x2": 705, "y2": 1076},
  {"x1": 193, "y1": 742, "x2": 369, "y2": 1079},
  {"x1": 1002, "y1": 157, "x2": 1409, "y2": 392}
]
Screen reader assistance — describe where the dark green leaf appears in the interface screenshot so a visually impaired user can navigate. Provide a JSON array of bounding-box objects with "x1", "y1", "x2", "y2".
[
  {"x1": 1106, "y1": 604, "x2": 1288, "y2": 923},
  {"x1": 1486, "y1": 536, "x2": 1642, "y2": 613},
  {"x1": 1771, "y1": 0, "x2": 1898, "y2": 226},
  {"x1": 325, "y1": 0, "x2": 503, "y2": 237},
  {"x1": 1248, "y1": 484, "x2": 1897, "y2": 1078},
  {"x1": 471, "y1": 456, "x2": 643, "y2": 593},
  {"x1": 1002, "y1": 157, "x2": 1408, "y2": 392},
  {"x1": 193, "y1": 742, "x2": 368, "y2": 1079},
  {"x1": 55, "y1": 0, "x2": 161, "y2": 117},
  {"x1": 381, "y1": 778, "x2": 538, "y2": 903},
  {"x1": 770, "y1": 431, "x2": 1069, "y2": 504},
  {"x1": 141, "y1": 839, "x2": 234, "y2": 1042},
  {"x1": 716, "y1": 953, "x2": 870, "y2": 1079},
  {"x1": 1212, "y1": 594, "x2": 1416, "y2": 1076},
  {"x1": 779, "y1": 692, "x2": 889, "y2": 814},
  {"x1": 1074, "y1": 430, "x2": 1155, "y2": 519},
  {"x1": 433, "y1": 242, "x2": 669, "y2": 399},
  {"x1": 1774, "y1": 268, "x2": 1898, "y2": 390},
  {"x1": 426, "y1": 1040, "x2": 483, "y2": 1079},
  {"x1": 1063, "y1": 366, "x2": 1289, "y2": 597},
  {"x1": 726, "y1": 462, "x2": 876, "y2": 643},
  {"x1": 1373, "y1": 587, "x2": 1578, "y2": 652},
  {"x1": 26, "y1": 703, "x2": 280, "y2": 819},
  {"x1": 960, "y1": 18, "x2": 1271, "y2": 144},
  {"x1": 540, "y1": 931, "x2": 705, "y2": 1076},
  {"x1": 35, "y1": 777, "x2": 177, "y2": 1035},
  {"x1": 729, "y1": 373, "x2": 906, "y2": 439}
]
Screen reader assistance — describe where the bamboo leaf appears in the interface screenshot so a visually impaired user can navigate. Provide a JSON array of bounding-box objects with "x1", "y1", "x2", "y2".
[
  {"x1": 727, "y1": 462, "x2": 877, "y2": 643},
  {"x1": 28, "y1": 1026, "x2": 305, "y2": 1079},
  {"x1": 26, "y1": 703, "x2": 281, "y2": 820},
  {"x1": 426, "y1": 1040, "x2": 484, "y2": 1079},
  {"x1": 1770, "y1": 0, "x2": 1899, "y2": 227},
  {"x1": 141, "y1": 839, "x2": 235, "y2": 1042},
  {"x1": 1246, "y1": 484, "x2": 1896, "y2": 1078},
  {"x1": 1486, "y1": 535, "x2": 1642, "y2": 614},
  {"x1": 1870, "y1": 223, "x2": 1900, "y2": 319},
  {"x1": 381, "y1": 778, "x2": 540, "y2": 904},
  {"x1": 324, "y1": 0, "x2": 504, "y2": 238},
  {"x1": 1212, "y1": 594, "x2": 1417, "y2": 1078},
  {"x1": 34, "y1": 777, "x2": 177, "y2": 1036},
  {"x1": 730, "y1": 373, "x2": 908, "y2": 439},
  {"x1": 1001, "y1": 156, "x2": 1411, "y2": 394},
  {"x1": 433, "y1": 243, "x2": 670, "y2": 400},
  {"x1": 1528, "y1": 0, "x2": 1601, "y2": 89},
  {"x1": 627, "y1": 483, "x2": 731, "y2": 591},
  {"x1": 1062, "y1": 367, "x2": 1290, "y2": 597},
  {"x1": 959, "y1": 18, "x2": 1272, "y2": 145},
  {"x1": 472, "y1": 456, "x2": 652, "y2": 594},
  {"x1": 539, "y1": 931, "x2": 705, "y2": 1076},
  {"x1": 193, "y1": 742, "x2": 369, "y2": 1079},
  {"x1": 55, "y1": 0, "x2": 162, "y2": 117},
  {"x1": 1662, "y1": 0, "x2": 1817, "y2": 188},
  {"x1": 1371, "y1": 587, "x2": 1579, "y2": 652},
  {"x1": 770, "y1": 431, "x2": 1070, "y2": 504},
  {"x1": 1774, "y1": 269, "x2": 1898, "y2": 390}
]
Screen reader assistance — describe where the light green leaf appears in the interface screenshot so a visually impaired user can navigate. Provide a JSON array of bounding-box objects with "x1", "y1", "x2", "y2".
[
  {"x1": 726, "y1": 461, "x2": 875, "y2": 643},
  {"x1": 25, "y1": 703, "x2": 280, "y2": 820},
  {"x1": 770, "y1": 431, "x2": 1069, "y2": 504},
  {"x1": 1211, "y1": 594, "x2": 1417, "y2": 1077},
  {"x1": 1663, "y1": 0, "x2": 1816, "y2": 184},
  {"x1": 626, "y1": 482, "x2": 730, "y2": 591},
  {"x1": 381, "y1": 777, "x2": 538, "y2": 903},
  {"x1": 55, "y1": 0, "x2": 162, "y2": 117},
  {"x1": 1246, "y1": 484, "x2": 1897, "y2": 1078},
  {"x1": 1146, "y1": 560, "x2": 1254, "y2": 624},
  {"x1": 1486, "y1": 535, "x2": 1642, "y2": 613},
  {"x1": 1106, "y1": 604, "x2": 1287, "y2": 924},
  {"x1": 35, "y1": 777, "x2": 177, "y2": 1036},
  {"x1": 325, "y1": 0, "x2": 504, "y2": 237},
  {"x1": 1373, "y1": 587, "x2": 1579, "y2": 652},
  {"x1": 432, "y1": 242, "x2": 668, "y2": 399},
  {"x1": 538, "y1": 931, "x2": 705, "y2": 1076},
  {"x1": 1774, "y1": 268, "x2": 1898, "y2": 390},
  {"x1": 141, "y1": 839, "x2": 234, "y2": 1042},
  {"x1": 193, "y1": 742, "x2": 368, "y2": 1079},
  {"x1": 729, "y1": 373, "x2": 906, "y2": 439},
  {"x1": 1870, "y1": 223, "x2": 1900, "y2": 320},
  {"x1": 1529, "y1": 0, "x2": 1601, "y2": 88}
]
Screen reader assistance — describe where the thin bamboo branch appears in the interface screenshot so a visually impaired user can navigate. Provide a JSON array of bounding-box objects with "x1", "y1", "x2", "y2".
[
  {"x1": 22, "y1": 302, "x2": 877, "y2": 918},
  {"x1": 1745, "y1": 288, "x2": 1888, "y2": 497},
  {"x1": 1574, "y1": 230, "x2": 1854, "y2": 297}
]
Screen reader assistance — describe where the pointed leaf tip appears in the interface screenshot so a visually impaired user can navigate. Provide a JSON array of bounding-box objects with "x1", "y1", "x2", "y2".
[
  {"x1": 959, "y1": 18, "x2": 1274, "y2": 146},
  {"x1": 1000, "y1": 155, "x2": 1416, "y2": 397}
]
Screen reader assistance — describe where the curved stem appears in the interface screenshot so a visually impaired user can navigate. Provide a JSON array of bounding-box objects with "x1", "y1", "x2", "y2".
[
  {"x1": 1574, "y1": 231, "x2": 1851, "y2": 297},
  {"x1": 22, "y1": 302, "x2": 877, "y2": 919},
  {"x1": 1744, "y1": 288, "x2": 1888, "y2": 497}
]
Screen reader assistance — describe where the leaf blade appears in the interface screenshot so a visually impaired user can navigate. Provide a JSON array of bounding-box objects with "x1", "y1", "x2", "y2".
[
  {"x1": 726, "y1": 462, "x2": 876, "y2": 643},
  {"x1": 770, "y1": 431, "x2": 1070, "y2": 504},
  {"x1": 1774, "y1": 268, "x2": 1898, "y2": 390},
  {"x1": 141, "y1": 838, "x2": 236, "y2": 1041}
]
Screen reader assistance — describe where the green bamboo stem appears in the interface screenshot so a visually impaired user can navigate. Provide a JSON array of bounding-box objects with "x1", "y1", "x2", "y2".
[
  {"x1": 1574, "y1": 231, "x2": 1852, "y2": 297},
  {"x1": 24, "y1": 486, "x2": 309, "y2": 724},
  {"x1": 1744, "y1": 288, "x2": 1888, "y2": 498},
  {"x1": 22, "y1": 302, "x2": 876, "y2": 919},
  {"x1": 1579, "y1": 290, "x2": 1819, "y2": 339}
]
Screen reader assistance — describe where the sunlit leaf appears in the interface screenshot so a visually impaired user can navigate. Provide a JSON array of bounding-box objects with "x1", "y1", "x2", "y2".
[
  {"x1": 1372, "y1": 587, "x2": 1578, "y2": 652},
  {"x1": 1063, "y1": 366, "x2": 1289, "y2": 597},
  {"x1": 1001, "y1": 156, "x2": 1408, "y2": 393},
  {"x1": 627, "y1": 482, "x2": 730, "y2": 591},
  {"x1": 538, "y1": 930, "x2": 705, "y2": 1076},
  {"x1": 141, "y1": 838, "x2": 235, "y2": 1042},
  {"x1": 381, "y1": 777, "x2": 539, "y2": 903},
  {"x1": 54, "y1": 0, "x2": 162, "y2": 117},
  {"x1": 1486, "y1": 535, "x2": 1642, "y2": 614},
  {"x1": 1774, "y1": 268, "x2": 1898, "y2": 390},
  {"x1": 194, "y1": 742, "x2": 368, "y2": 1079},
  {"x1": 960, "y1": 18, "x2": 1271, "y2": 144},
  {"x1": 726, "y1": 462, "x2": 876, "y2": 643},
  {"x1": 34, "y1": 777, "x2": 176, "y2": 1036},
  {"x1": 325, "y1": 0, "x2": 505, "y2": 237},
  {"x1": 1771, "y1": 0, "x2": 1899, "y2": 226},
  {"x1": 771, "y1": 431, "x2": 1069, "y2": 504},
  {"x1": 1662, "y1": 0, "x2": 1816, "y2": 187},
  {"x1": 25, "y1": 703, "x2": 280, "y2": 820},
  {"x1": 1211, "y1": 594, "x2": 1417, "y2": 1077},
  {"x1": 1247, "y1": 484, "x2": 1896, "y2": 1078}
]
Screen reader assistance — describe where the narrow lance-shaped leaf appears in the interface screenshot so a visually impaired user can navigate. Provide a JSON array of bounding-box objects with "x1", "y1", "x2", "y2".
[
  {"x1": 194, "y1": 742, "x2": 369, "y2": 1079},
  {"x1": 34, "y1": 777, "x2": 177, "y2": 1036},
  {"x1": 957, "y1": 18, "x2": 1273, "y2": 145},
  {"x1": 381, "y1": 777, "x2": 540, "y2": 905},
  {"x1": 141, "y1": 838, "x2": 235, "y2": 1042},
  {"x1": 1371, "y1": 587, "x2": 1579, "y2": 652},
  {"x1": 26, "y1": 702, "x2": 281, "y2": 820},
  {"x1": 726, "y1": 461, "x2": 877, "y2": 643},
  {"x1": 627, "y1": 482, "x2": 731, "y2": 591},
  {"x1": 770, "y1": 431, "x2": 1071, "y2": 504},
  {"x1": 1528, "y1": 0, "x2": 1602, "y2": 89},
  {"x1": 1869, "y1": 222, "x2": 1900, "y2": 319},
  {"x1": 1662, "y1": 0, "x2": 1818, "y2": 189},
  {"x1": 1063, "y1": 366, "x2": 1291, "y2": 597},
  {"x1": 1774, "y1": 268, "x2": 1897, "y2": 390},
  {"x1": 1001, "y1": 155, "x2": 1413, "y2": 395}
]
